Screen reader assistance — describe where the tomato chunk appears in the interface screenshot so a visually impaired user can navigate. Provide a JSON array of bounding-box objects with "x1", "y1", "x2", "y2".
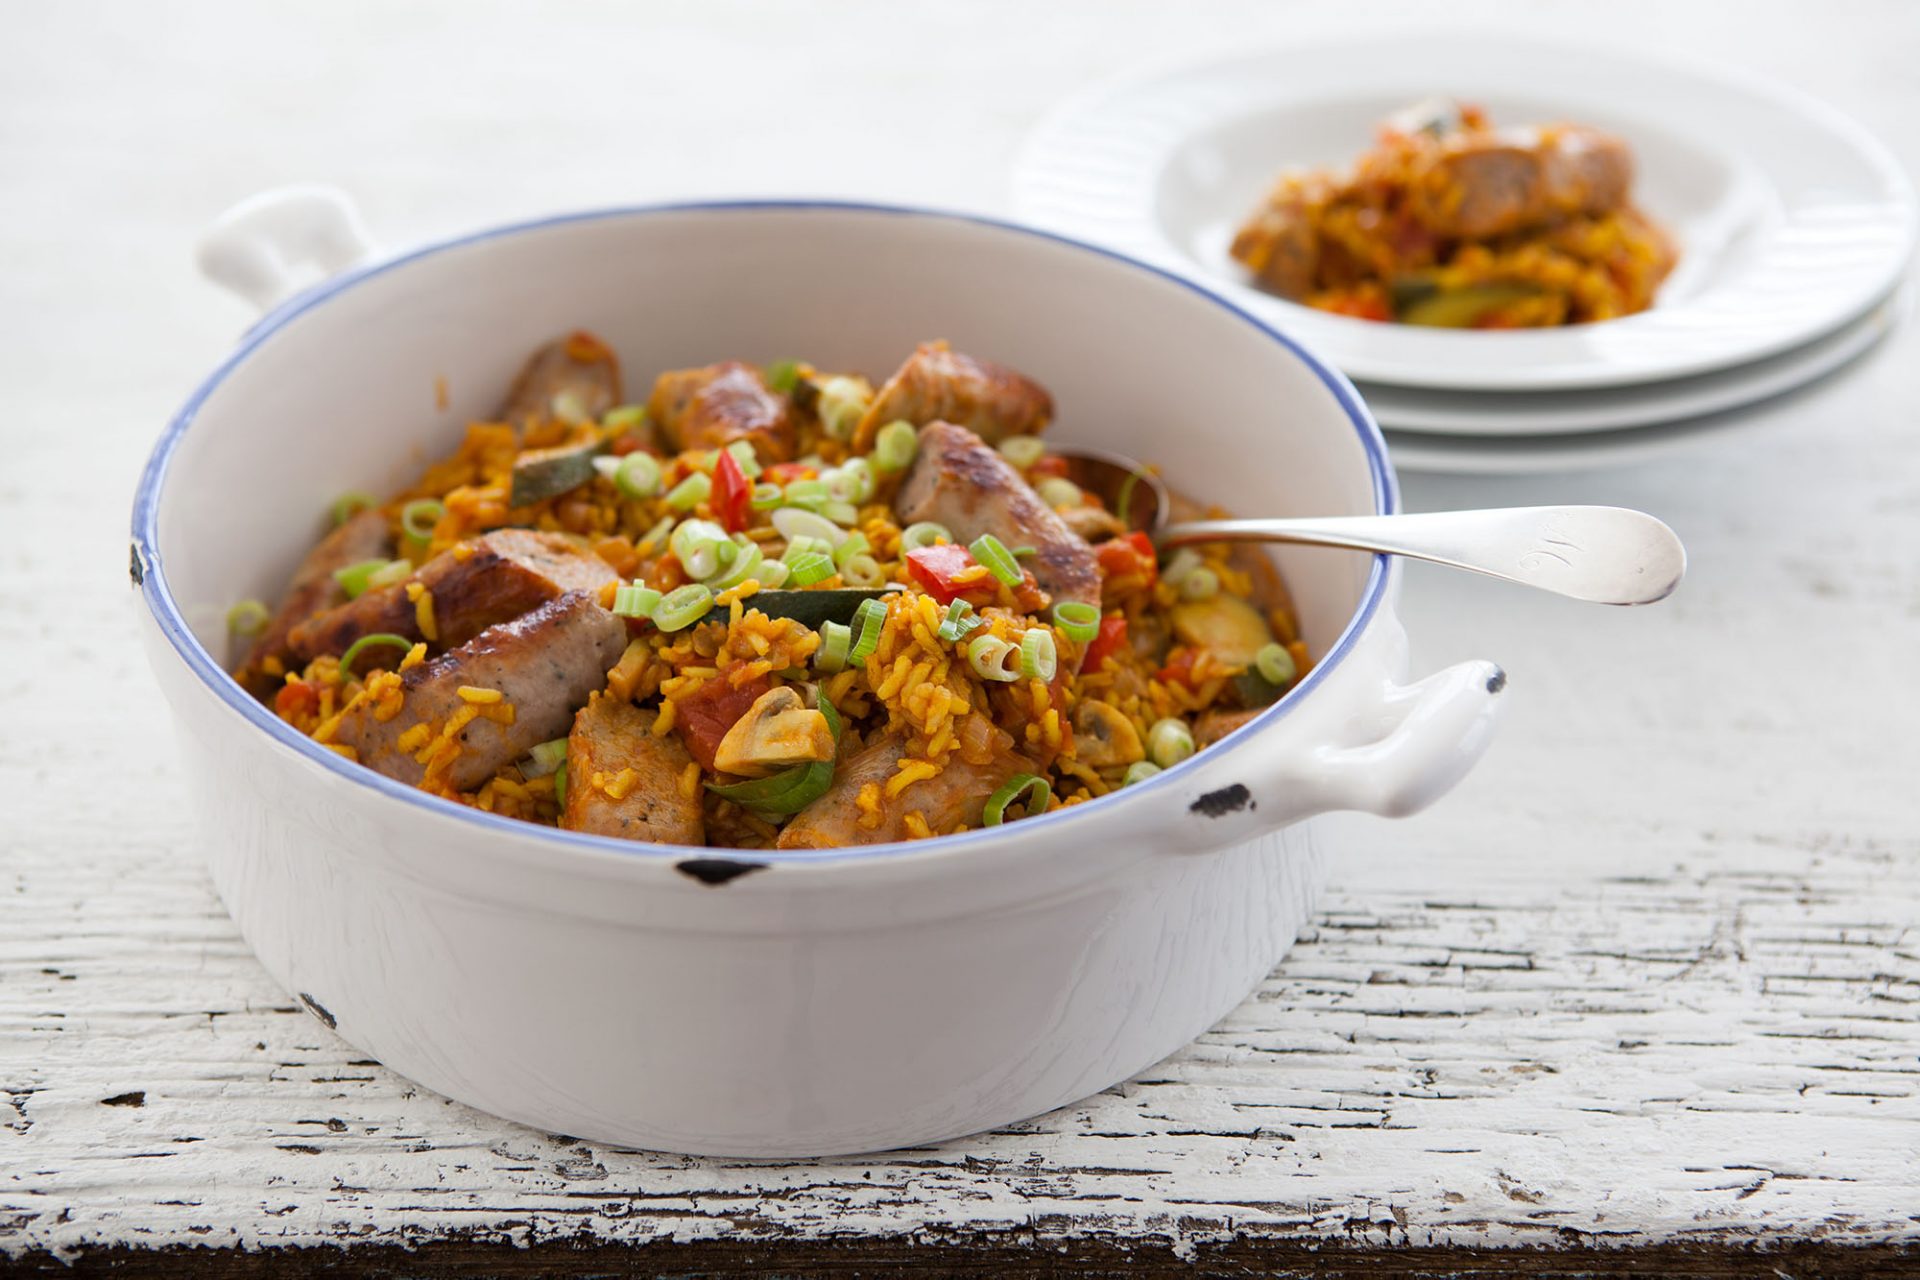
[
  {"x1": 713, "y1": 446, "x2": 751, "y2": 532},
  {"x1": 1081, "y1": 615, "x2": 1128, "y2": 673},
  {"x1": 1095, "y1": 531, "x2": 1158, "y2": 594},
  {"x1": 905, "y1": 543, "x2": 987, "y2": 605},
  {"x1": 674, "y1": 674, "x2": 773, "y2": 771},
  {"x1": 274, "y1": 679, "x2": 319, "y2": 719}
]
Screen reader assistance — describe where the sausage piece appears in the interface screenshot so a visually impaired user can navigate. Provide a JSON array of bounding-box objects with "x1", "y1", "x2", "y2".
[
  {"x1": 236, "y1": 508, "x2": 393, "y2": 698},
  {"x1": 894, "y1": 421, "x2": 1099, "y2": 609},
  {"x1": 855, "y1": 341, "x2": 1052, "y2": 450},
  {"x1": 647, "y1": 361, "x2": 795, "y2": 461},
  {"x1": 331, "y1": 592, "x2": 627, "y2": 792},
  {"x1": 1407, "y1": 125, "x2": 1633, "y2": 240},
  {"x1": 775, "y1": 733, "x2": 1029, "y2": 849},
  {"x1": 289, "y1": 529, "x2": 618, "y2": 667},
  {"x1": 562, "y1": 694, "x2": 705, "y2": 844},
  {"x1": 499, "y1": 330, "x2": 622, "y2": 427}
]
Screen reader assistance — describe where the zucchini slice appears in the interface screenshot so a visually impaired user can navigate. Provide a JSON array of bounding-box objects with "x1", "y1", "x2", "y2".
[{"x1": 510, "y1": 437, "x2": 609, "y2": 507}]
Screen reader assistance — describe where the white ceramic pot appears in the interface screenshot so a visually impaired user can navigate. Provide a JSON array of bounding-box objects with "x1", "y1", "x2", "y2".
[{"x1": 133, "y1": 191, "x2": 1505, "y2": 1157}]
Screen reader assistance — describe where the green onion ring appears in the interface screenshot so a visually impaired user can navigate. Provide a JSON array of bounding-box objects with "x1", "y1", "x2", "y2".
[
  {"x1": 226, "y1": 599, "x2": 270, "y2": 638},
  {"x1": 786, "y1": 551, "x2": 836, "y2": 587},
  {"x1": 983, "y1": 773, "x2": 1051, "y2": 826},
  {"x1": 665, "y1": 471, "x2": 711, "y2": 512},
  {"x1": 969, "y1": 533, "x2": 1021, "y2": 586},
  {"x1": 652, "y1": 584, "x2": 715, "y2": 632},
  {"x1": 331, "y1": 491, "x2": 376, "y2": 527},
  {"x1": 965, "y1": 633, "x2": 1020, "y2": 682},
  {"x1": 873, "y1": 419, "x2": 918, "y2": 472},
  {"x1": 615, "y1": 453, "x2": 664, "y2": 499},
  {"x1": 900, "y1": 521, "x2": 950, "y2": 550},
  {"x1": 401, "y1": 499, "x2": 445, "y2": 544},
  {"x1": 525, "y1": 738, "x2": 569, "y2": 777},
  {"x1": 1018, "y1": 629, "x2": 1057, "y2": 682},
  {"x1": 336, "y1": 632, "x2": 414, "y2": 681},
  {"x1": 846, "y1": 596, "x2": 887, "y2": 665},
  {"x1": 1114, "y1": 469, "x2": 1145, "y2": 527},
  {"x1": 1255, "y1": 642, "x2": 1297, "y2": 688},
  {"x1": 1052, "y1": 600, "x2": 1100, "y2": 644},
  {"x1": 612, "y1": 583, "x2": 661, "y2": 618},
  {"x1": 815, "y1": 620, "x2": 852, "y2": 673}
]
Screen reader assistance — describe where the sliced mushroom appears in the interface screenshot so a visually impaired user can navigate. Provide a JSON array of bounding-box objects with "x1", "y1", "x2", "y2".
[
  {"x1": 713, "y1": 686, "x2": 835, "y2": 777},
  {"x1": 1071, "y1": 700, "x2": 1145, "y2": 769}
]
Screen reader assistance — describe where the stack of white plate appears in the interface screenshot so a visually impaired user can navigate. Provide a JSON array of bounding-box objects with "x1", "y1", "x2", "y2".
[{"x1": 1012, "y1": 35, "x2": 1915, "y2": 474}]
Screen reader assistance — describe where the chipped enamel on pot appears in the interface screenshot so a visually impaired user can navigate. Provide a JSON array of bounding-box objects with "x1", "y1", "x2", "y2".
[{"x1": 132, "y1": 194, "x2": 1504, "y2": 1157}]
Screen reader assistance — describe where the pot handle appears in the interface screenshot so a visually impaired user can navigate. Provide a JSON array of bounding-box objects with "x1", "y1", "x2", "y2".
[
  {"x1": 196, "y1": 185, "x2": 377, "y2": 315},
  {"x1": 1147, "y1": 629, "x2": 1505, "y2": 845}
]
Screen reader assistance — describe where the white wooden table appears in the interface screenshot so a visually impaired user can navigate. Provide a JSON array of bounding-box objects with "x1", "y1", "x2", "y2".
[{"x1": 6, "y1": 1, "x2": 1918, "y2": 1273}]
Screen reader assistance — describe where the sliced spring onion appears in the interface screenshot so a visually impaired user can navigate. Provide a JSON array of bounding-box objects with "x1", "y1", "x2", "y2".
[
  {"x1": 665, "y1": 471, "x2": 711, "y2": 511},
  {"x1": 670, "y1": 518, "x2": 730, "y2": 580},
  {"x1": 651, "y1": 584, "x2": 714, "y2": 632},
  {"x1": 1179, "y1": 566, "x2": 1220, "y2": 601},
  {"x1": 1162, "y1": 548, "x2": 1204, "y2": 589},
  {"x1": 847, "y1": 596, "x2": 888, "y2": 665},
  {"x1": 1123, "y1": 761, "x2": 1162, "y2": 787},
  {"x1": 838, "y1": 553, "x2": 885, "y2": 587},
  {"x1": 764, "y1": 358, "x2": 802, "y2": 394},
  {"x1": 524, "y1": 738, "x2": 569, "y2": 778},
  {"x1": 935, "y1": 599, "x2": 983, "y2": 643},
  {"x1": 1036, "y1": 476, "x2": 1083, "y2": 509},
  {"x1": 786, "y1": 551, "x2": 836, "y2": 587},
  {"x1": 331, "y1": 491, "x2": 376, "y2": 526},
  {"x1": 814, "y1": 620, "x2": 852, "y2": 673},
  {"x1": 637, "y1": 514, "x2": 676, "y2": 553},
  {"x1": 983, "y1": 773, "x2": 1051, "y2": 826},
  {"x1": 553, "y1": 761, "x2": 567, "y2": 806},
  {"x1": 1147, "y1": 717, "x2": 1196, "y2": 769},
  {"x1": 750, "y1": 482, "x2": 784, "y2": 511},
  {"x1": 614, "y1": 453, "x2": 664, "y2": 499},
  {"x1": 873, "y1": 419, "x2": 917, "y2": 471},
  {"x1": 781, "y1": 534, "x2": 833, "y2": 564},
  {"x1": 401, "y1": 498, "x2": 445, "y2": 544},
  {"x1": 969, "y1": 534, "x2": 1021, "y2": 586},
  {"x1": 901, "y1": 521, "x2": 951, "y2": 550},
  {"x1": 781, "y1": 477, "x2": 829, "y2": 510},
  {"x1": 602, "y1": 404, "x2": 648, "y2": 431},
  {"x1": 593, "y1": 455, "x2": 622, "y2": 480},
  {"x1": 226, "y1": 599, "x2": 270, "y2": 637},
  {"x1": 1010, "y1": 545, "x2": 1037, "y2": 558},
  {"x1": 755, "y1": 559, "x2": 792, "y2": 589},
  {"x1": 1115, "y1": 469, "x2": 1146, "y2": 527},
  {"x1": 771, "y1": 506, "x2": 848, "y2": 548},
  {"x1": 1018, "y1": 629, "x2": 1057, "y2": 682},
  {"x1": 814, "y1": 375, "x2": 870, "y2": 440},
  {"x1": 551, "y1": 389, "x2": 589, "y2": 425},
  {"x1": 1052, "y1": 600, "x2": 1100, "y2": 643},
  {"x1": 825, "y1": 458, "x2": 874, "y2": 504},
  {"x1": 332, "y1": 558, "x2": 392, "y2": 599},
  {"x1": 705, "y1": 698, "x2": 843, "y2": 816},
  {"x1": 713, "y1": 539, "x2": 739, "y2": 569},
  {"x1": 336, "y1": 632, "x2": 414, "y2": 680},
  {"x1": 365, "y1": 559, "x2": 414, "y2": 591},
  {"x1": 612, "y1": 583, "x2": 661, "y2": 618},
  {"x1": 997, "y1": 435, "x2": 1045, "y2": 469},
  {"x1": 725, "y1": 440, "x2": 763, "y2": 479},
  {"x1": 706, "y1": 542, "x2": 765, "y2": 591},
  {"x1": 822, "y1": 500, "x2": 860, "y2": 527},
  {"x1": 1255, "y1": 641, "x2": 1298, "y2": 688},
  {"x1": 966, "y1": 634, "x2": 1020, "y2": 682},
  {"x1": 831, "y1": 531, "x2": 871, "y2": 570}
]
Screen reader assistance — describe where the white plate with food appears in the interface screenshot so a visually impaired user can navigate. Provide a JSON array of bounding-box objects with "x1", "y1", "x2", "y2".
[
  {"x1": 1012, "y1": 33, "x2": 1914, "y2": 392},
  {"x1": 1363, "y1": 282, "x2": 1906, "y2": 435}
]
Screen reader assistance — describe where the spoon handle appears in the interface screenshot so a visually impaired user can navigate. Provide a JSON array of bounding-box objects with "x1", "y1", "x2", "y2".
[{"x1": 1159, "y1": 506, "x2": 1685, "y2": 605}]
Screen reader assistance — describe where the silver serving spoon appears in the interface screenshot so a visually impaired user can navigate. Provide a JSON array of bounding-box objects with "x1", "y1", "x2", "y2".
[{"x1": 1053, "y1": 447, "x2": 1685, "y2": 606}]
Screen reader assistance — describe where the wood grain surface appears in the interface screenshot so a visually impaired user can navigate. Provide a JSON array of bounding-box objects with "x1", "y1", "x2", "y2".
[{"x1": 3, "y1": 0, "x2": 1917, "y2": 1273}]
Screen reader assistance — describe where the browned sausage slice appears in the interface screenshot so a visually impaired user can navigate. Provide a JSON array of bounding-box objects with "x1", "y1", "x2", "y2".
[
  {"x1": 894, "y1": 422, "x2": 1099, "y2": 609},
  {"x1": 562, "y1": 694, "x2": 705, "y2": 844},
  {"x1": 499, "y1": 330, "x2": 622, "y2": 427},
  {"x1": 289, "y1": 529, "x2": 617, "y2": 668},
  {"x1": 331, "y1": 592, "x2": 627, "y2": 792},
  {"x1": 1409, "y1": 126, "x2": 1633, "y2": 239},
  {"x1": 647, "y1": 361, "x2": 795, "y2": 461},
  {"x1": 854, "y1": 341, "x2": 1052, "y2": 450},
  {"x1": 774, "y1": 733, "x2": 1029, "y2": 848},
  {"x1": 236, "y1": 508, "x2": 393, "y2": 698}
]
